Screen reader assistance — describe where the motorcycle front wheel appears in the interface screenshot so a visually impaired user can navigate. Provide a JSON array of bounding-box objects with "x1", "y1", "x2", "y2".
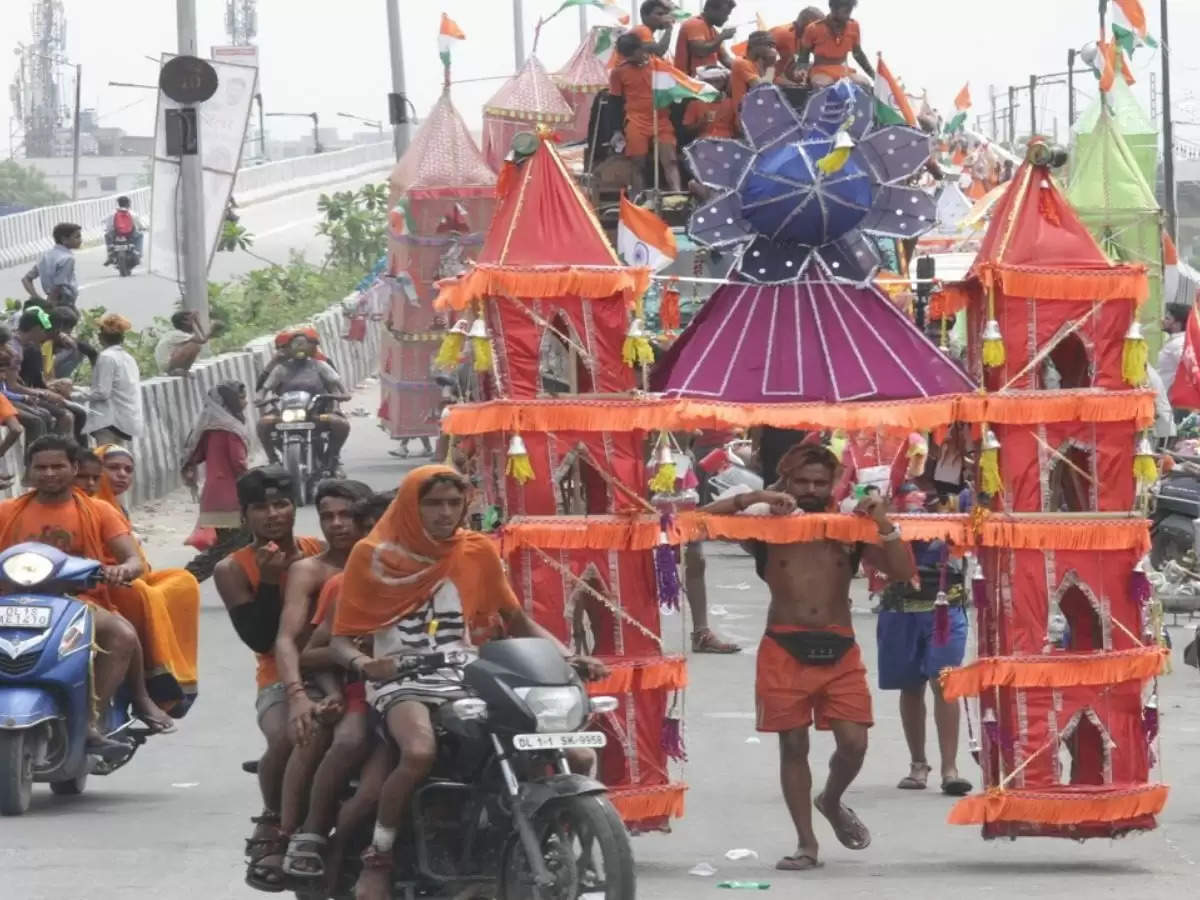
[
  {"x1": 500, "y1": 794, "x2": 635, "y2": 900},
  {"x1": 282, "y1": 441, "x2": 306, "y2": 505},
  {"x1": 0, "y1": 731, "x2": 34, "y2": 816}
]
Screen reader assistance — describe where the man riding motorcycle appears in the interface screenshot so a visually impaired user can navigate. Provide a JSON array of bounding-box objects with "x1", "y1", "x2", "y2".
[
  {"x1": 104, "y1": 196, "x2": 146, "y2": 268},
  {"x1": 256, "y1": 331, "x2": 351, "y2": 474}
]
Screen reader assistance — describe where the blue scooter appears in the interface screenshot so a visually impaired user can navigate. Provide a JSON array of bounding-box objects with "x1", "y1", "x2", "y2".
[{"x1": 0, "y1": 542, "x2": 149, "y2": 815}]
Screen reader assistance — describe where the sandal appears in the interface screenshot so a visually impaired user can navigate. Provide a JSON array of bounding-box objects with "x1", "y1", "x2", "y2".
[
  {"x1": 245, "y1": 814, "x2": 287, "y2": 893},
  {"x1": 776, "y1": 852, "x2": 822, "y2": 871},
  {"x1": 897, "y1": 762, "x2": 931, "y2": 790},
  {"x1": 941, "y1": 775, "x2": 973, "y2": 796},
  {"x1": 282, "y1": 833, "x2": 327, "y2": 879},
  {"x1": 814, "y1": 792, "x2": 871, "y2": 851},
  {"x1": 692, "y1": 628, "x2": 741, "y2": 654}
]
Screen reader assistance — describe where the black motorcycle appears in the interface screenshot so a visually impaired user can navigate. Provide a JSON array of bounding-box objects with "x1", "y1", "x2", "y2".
[
  {"x1": 1150, "y1": 455, "x2": 1200, "y2": 568},
  {"x1": 257, "y1": 392, "x2": 339, "y2": 505},
  {"x1": 327, "y1": 639, "x2": 634, "y2": 900},
  {"x1": 110, "y1": 234, "x2": 139, "y2": 277}
]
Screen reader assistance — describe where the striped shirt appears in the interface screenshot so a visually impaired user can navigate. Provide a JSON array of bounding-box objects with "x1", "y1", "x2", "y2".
[{"x1": 369, "y1": 580, "x2": 474, "y2": 705}]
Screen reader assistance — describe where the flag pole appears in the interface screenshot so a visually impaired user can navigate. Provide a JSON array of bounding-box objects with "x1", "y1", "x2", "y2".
[{"x1": 653, "y1": 104, "x2": 661, "y2": 210}]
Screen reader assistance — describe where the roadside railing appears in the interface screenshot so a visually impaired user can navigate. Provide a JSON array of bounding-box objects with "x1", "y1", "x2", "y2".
[{"x1": 0, "y1": 140, "x2": 394, "y2": 268}]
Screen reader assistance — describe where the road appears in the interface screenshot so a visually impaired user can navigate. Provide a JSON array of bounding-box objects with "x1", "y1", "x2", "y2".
[
  {"x1": 0, "y1": 170, "x2": 390, "y2": 331},
  {"x1": 5, "y1": 383, "x2": 1200, "y2": 898}
]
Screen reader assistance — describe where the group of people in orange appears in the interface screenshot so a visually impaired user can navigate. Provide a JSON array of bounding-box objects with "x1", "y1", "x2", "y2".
[{"x1": 608, "y1": 0, "x2": 873, "y2": 192}]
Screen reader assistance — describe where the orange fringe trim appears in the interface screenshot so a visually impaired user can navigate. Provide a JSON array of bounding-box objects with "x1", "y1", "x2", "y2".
[
  {"x1": 940, "y1": 647, "x2": 1168, "y2": 700},
  {"x1": 690, "y1": 513, "x2": 967, "y2": 546},
  {"x1": 978, "y1": 262, "x2": 1149, "y2": 303},
  {"x1": 443, "y1": 391, "x2": 1156, "y2": 436},
  {"x1": 948, "y1": 784, "x2": 1168, "y2": 826},
  {"x1": 434, "y1": 265, "x2": 651, "y2": 311},
  {"x1": 586, "y1": 656, "x2": 688, "y2": 695},
  {"x1": 978, "y1": 519, "x2": 1151, "y2": 556},
  {"x1": 929, "y1": 283, "x2": 972, "y2": 319},
  {"x1": 608, "y1": 783, "x2": 688, "y2": 822}
]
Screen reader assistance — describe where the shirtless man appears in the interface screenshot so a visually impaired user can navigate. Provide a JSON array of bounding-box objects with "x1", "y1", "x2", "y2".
[
  {"x1": 701, "y1": 443, "x2": 913, "y2": 871},
  {"x1": 274, "y1": 479, "x2": 373, "y2": 878}
]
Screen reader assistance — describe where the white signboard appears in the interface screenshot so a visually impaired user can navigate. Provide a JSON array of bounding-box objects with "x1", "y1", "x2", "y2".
[
  {"x1": 148, "y1": 54, "x2": 258, "y2": 284},
  {"x1": 212, "y1": 44, "x2": 260, "y2": 71}
]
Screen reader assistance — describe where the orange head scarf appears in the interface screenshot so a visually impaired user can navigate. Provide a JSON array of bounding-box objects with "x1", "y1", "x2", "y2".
[
  {"x1": 95, "y1": 444, "x2": 135, "y2": 522},
  {"x1": 334, "y1": 465, "x2": 518, "y2": 639}
]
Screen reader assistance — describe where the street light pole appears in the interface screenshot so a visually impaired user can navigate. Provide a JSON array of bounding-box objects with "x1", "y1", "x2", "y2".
[
  {"x1": 1160, "y1": 0, "x2": 1177, "y2": 241},
  {"x1": 70, "y1": 63, "x2": 81, "y2": 201},
  {"x1": 514, "y1": 0, "x2": 526, "y2": 71},
  {"x1": 1007, "y1": 85, "x2": 1016, "y2": 148},
  {"x1": 385, "y1": 0, "x2": 410, "y2": 161},
  {"x1": 176, "y1": 0, "x2": 210, "y2": 330},
  {"x1": 579, "y1": 4, "x2": 588, "y2": 41},
  {"x1": 1067, "y1": 49, "x2": 1077, "y2": 127},
  {"x1": 1029, "y1": 73, "x2": 1037, "y2": 137}
]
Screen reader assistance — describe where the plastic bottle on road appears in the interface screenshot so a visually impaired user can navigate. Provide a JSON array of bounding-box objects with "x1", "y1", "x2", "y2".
[{"x1": 717, "y1": 883, "x2": 771, "y2": 890}]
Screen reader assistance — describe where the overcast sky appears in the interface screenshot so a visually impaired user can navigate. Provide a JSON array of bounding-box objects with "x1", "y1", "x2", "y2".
[{"x1": 4, "y1": 0, "x2": 1200, "y2": 157}]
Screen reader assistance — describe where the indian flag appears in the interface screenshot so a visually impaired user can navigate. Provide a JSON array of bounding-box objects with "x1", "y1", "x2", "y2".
[
  {"x1": 594, "y1": 26, "x2": 617, "y2": 66},
  {"x1": 874, "y1": 55, "x2": 916, "y2": 127},
  {"x1": 389, "y1": 197, "x2": 415, "y2": 241},
  {"x1": 1109, "y1": 0, "x2": 1157, "y2": 53},
  {"x1": 618, "y1": 193, "x2": 677, "y2": 272},
  {"x1": 650, "y1": 57, "x2": 720, "y2": 108},
  {"x1": 945, "y1": 83, "x2": 970, "y2": 134},
  {"x1": 552, "y1": 0, "x2": 630, "y2": 25},
  {"x1": 438, "y1": 13, "x2": 465, "y2": 67}
]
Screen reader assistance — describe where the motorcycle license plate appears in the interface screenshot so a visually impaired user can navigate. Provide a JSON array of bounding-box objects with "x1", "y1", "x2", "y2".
[
  {"x1": 0, "y1": 606, "x2": 51, "y2": 628},
  {"x1": 513, "y1": 732, "x2": 607, "y2": 751},
  {"x1": 277, "y1": 422, "x2": 315, "y2": 431}
]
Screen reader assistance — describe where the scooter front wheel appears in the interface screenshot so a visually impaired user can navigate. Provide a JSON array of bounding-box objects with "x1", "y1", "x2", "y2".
[
  {"x1": 50, "y1": 770, "x2": 87, "y2": 796},
  {"x1": 0, "y1": 731, "x2": 34, "y2": 815}
]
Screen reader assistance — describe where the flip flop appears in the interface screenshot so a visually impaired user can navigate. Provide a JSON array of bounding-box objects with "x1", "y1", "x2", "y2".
[
  {"x1": 776, "y1": 853, "x2": 822, "y2": 871},
  {"x1": 897, "y1": 763, "x2": 931, "y2": 790},
  {"x1": 814, "y1": 792, "x2": 871, "y2": 851},
  {"x1": 136, "y1": 715, "x2": 176, "y2": 735},
  {"x1": 941, "y1": 776, "x2": 973, "y2": 797},
  {"x1": 282, "y1": 833, "x2": 327, "y2": 879}
]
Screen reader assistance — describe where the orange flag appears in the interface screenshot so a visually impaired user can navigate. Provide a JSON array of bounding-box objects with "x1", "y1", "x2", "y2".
[
  {"x1": 954, "y1": 83, "x2": 971, "y2": 111},
  {"x1": 1098, "y1": 40, "x2": 1117, "y2": 93}
]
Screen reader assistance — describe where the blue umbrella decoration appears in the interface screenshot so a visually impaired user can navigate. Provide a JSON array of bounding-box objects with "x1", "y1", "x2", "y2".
[{"x1": 685, "y1": 81, "x2": 937, "y2": 284}]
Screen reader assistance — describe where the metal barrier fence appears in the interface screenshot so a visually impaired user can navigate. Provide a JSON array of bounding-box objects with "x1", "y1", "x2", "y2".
[{"x1": 0, "y1": 140, "x2": 394, "y2": 268}]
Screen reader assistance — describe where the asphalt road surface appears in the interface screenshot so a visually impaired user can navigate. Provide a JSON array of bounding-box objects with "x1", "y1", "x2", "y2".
[
  {"x1": 4, "y1": 384, "x2": 1200, "y2": 898},
  {"x1": 0, "y1": 170, "x2": 389, "y2": 331}
]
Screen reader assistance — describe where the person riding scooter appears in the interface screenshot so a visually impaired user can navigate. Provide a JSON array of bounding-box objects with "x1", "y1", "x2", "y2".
[
  {"x1": 104, "y1": 196, "x2": 146, "y2": 267},
  {"x1": 256, "y1": 332, "x2": 351, "y2": 474}
]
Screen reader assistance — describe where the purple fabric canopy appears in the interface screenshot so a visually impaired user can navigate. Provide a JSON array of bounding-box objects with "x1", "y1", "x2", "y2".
[{"x1": 650, "y1": 267, "x2": 975, "y2": 403}]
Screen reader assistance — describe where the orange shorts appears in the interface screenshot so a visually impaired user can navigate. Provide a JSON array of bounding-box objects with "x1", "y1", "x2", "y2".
[
  {"x1": 755, "y1": 625, "x2": 873, "y2": 733},
  {"x1": 624, "y1": 116, "x2": 676, "y2": 157}
]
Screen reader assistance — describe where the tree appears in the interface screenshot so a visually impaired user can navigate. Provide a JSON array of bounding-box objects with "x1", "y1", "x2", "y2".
[
  {"x1": 316, "y1": 183, "x2": 388, "y2": 271},
  {"x1": 0, "y1": 160, "x2": 68, "y2": 208}
]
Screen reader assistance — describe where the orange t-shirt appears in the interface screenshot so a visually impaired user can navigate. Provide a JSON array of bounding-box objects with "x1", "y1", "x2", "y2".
[
  {"x1": 0, "y1": 394, "x2": 15, "y2": 422},
  {"x1": 8, "y1": 494, "x2": 130, "y2": 556},
  {"x1": 683, "y1": 98, "x2": 737, "y2": 139},
  {"x1": 770, "y1": 24, "x2": 802, "y2": 79},
  {"x1": 674, "y1": 16, "x2": 720, "y2": 74},
  {"x1": 731, "y1": 57, "x2": 761, "y2": 108},
  {"x1": 609, "y1": 62, "x2": 670, "y2": 134},
  {"x1": 800, "y1": 19, "x2": 861, "y2": 63},
  {"x1": 231, "y1": 536, "x2": 326, "y2": 689}
]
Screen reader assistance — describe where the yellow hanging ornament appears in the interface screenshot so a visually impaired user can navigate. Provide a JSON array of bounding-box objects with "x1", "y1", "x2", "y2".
[
  {"x1": 979, "y1": 428, "x2": 1003, "y2": 496},
  {"x1": 622, "y1": 318, "x2": 654, "y2": 367},
  {"x1": 435, "y1": 319, "x2": 469, "y2": 371},
  {"x1": 816, "y1": 129, "x2": 855, "y2": 175},
  {"x1": 981, "y1": 318, "x2": 1006, "y2": 368},
  {"x1": 468, "y1": 317, "x2": 492, "y2": 373},
  {"x1": 1133, "y1": 433, "x2": 1158, "y2": 485},
  {"x1": 506, "y1": 434, "x2": 534, "y2": 484},
  {"x1": 648, "y1": 441, "x2": 677, "y2": 494},
  {"x1": 1122, "y1": 320, "x2": 1148, "y2": 387}
]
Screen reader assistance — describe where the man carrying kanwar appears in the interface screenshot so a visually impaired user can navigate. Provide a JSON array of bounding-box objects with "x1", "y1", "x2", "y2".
[
  {"x1": 628, "y1": 0, "x2": 677, "y2": 59},
  {"x1": 0, "y1": 435, "x2": 172, "y2": 753},
  {"x1": 674, "y1": 0, "x2": 738, "y2": 75},
  {"x1": 700, "y1": 442, "x2": 914, "y2": 872},
  {"x1": 330, "y1": 466, "x2": 609, "y2": 900},
  {"x1": 610, "y1": 32, "x2": 683, "y2": 194},
  {"x1": 796, "y1": 0, "x2": 875, "y2": 89},
  {"x1": 213, "y1": 466, "x2": 325, "y2": 892}
]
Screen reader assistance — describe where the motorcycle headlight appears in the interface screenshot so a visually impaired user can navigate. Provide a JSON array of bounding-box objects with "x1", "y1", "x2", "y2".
[
  {"x1": 2, "y1": 551, "x2": 55, "y2": 587},
  {"x1": 280, "y1": 408, "x2": 306, "y2": 423},
  {"x1": 59, "y1": 606, "x2": 90, "y2": 659},
  {"x1": 514, "y1": 686, "x2": 586, "y2": 733}
]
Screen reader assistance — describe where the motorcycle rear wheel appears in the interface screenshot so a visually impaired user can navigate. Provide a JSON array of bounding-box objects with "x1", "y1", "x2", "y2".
[
  {"x1": 0, "y1": 731, "x2": 34, "y2": 816},
  {"x1": 116, "y1": 253, "x2": 132, "y2": 277},
  {"x1": 500, "y1": 794, "x2": 635, "y2": 900}
]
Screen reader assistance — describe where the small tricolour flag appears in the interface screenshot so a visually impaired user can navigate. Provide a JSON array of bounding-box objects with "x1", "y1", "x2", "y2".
[
  {"x1": 618, "y1": 193, "x2": 678, "y2": 272},
  {"x1": 551, "y1": 0, "x2": 630, "y2": 25},
  {"x1": 945, "y1": 82, "x2": 971, "y2": 134},
  {"x1": 650, "y1": 57, "x2": 721, "y2": 108},
  {"x1": 438, "y1": 14, "x2": 465, "y2": 67},
  {"x1": 1109, "y1": 0, "x2": 1156, "y2": 51},
  {"x1": 389, "y1": 197, "x2": 415, "y2": 240},
  {"x1": 874, "y1": 55, "x2": 916, "y2": 127}
]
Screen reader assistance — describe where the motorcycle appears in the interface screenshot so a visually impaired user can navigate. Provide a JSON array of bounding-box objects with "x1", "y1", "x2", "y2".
[
  {"x1": 111, "y1": 233, "x2": 139, "y2": 277},
  {"x1": 0, "y1": 542, "x2": 149, "y2": 816},
  {"x1": 259, "y1": 391, "x2": 339, "y2": 505},
  {"x1": 1150, "y1": 454, "x2": 1200, "y2": 569},
  {"x1": 316, "y1": 639, "x2": 634, "y2": 900}
]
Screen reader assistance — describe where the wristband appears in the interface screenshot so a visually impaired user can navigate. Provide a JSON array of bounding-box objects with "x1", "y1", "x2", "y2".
[
  {"x1": 285, "y1": 681, "x2": 307, "y2": 696},
  {"x1": 879, "y1": 524, "x2": 902, "y2": 542}
]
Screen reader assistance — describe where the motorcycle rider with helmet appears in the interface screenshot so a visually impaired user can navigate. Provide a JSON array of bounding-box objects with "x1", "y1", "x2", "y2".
[{"x1": 104, "y1": 196, "x2": 146, "y2": 267}]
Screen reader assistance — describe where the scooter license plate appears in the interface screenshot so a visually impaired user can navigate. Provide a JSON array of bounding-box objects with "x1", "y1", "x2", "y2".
[
  {"x1": 513, "y1": 732, "x2": 607, "y2": 751},
  {"x1": 277, "y1": 422, "x2": 315, "y2": 431},
  {"x1": 0, "y1": 606, "x2": 51, "y2": 628}
]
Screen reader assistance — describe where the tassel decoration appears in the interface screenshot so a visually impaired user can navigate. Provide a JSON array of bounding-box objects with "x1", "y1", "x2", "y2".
[
  {"x1": 661, "y1": 713, "x2": 688, "y2": 762},
  {"x1": 654, "y1": 520, "x2": 682, "y2": 612},
  {"x1": 1122, "y1": 320, "x2": 1148, "y2": 386},
  {"x1": 816, "y1": 129, "x2": 855, "y2": 175},
  {"x1": 1142, "y1": 694, "x2": 1159, "y2": 745},
  {"x1": 649, "y1": 462, "x2": 677, "y2": 494},
  {"x1": 1129, "y1": 560, "x2": 1152, "y2": 611},
  {"x1": 1133, "y1": 434, "x2": 1158, "y2": 485},
  {"x1": 660, "y1": 284, "x2": 681, "y2": 332},
  {"x1": 622, "y1": 318, "x2": 654, "y2": 367},
  {"x1": 505, "y1": 434, "x2": 534, "y2": 484},
  {"x1": 981, "y1": 317, "x2": 1006, "y2": 368},
  {"x1": 979, "y1": 428, "x2": 1002, "y2": 496},
  {"x1": 468, "y1": 317, "x2": 492, "y2": 373},
  {"x1": 435, "y1": 319, "x2": 470, "y2": 371},
  {"x1": 971, "y1": 565, "x2": 988, "y2": 612},
  {"x1": 932, "y1": 593, "x2": 951, "y2": 648}
]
